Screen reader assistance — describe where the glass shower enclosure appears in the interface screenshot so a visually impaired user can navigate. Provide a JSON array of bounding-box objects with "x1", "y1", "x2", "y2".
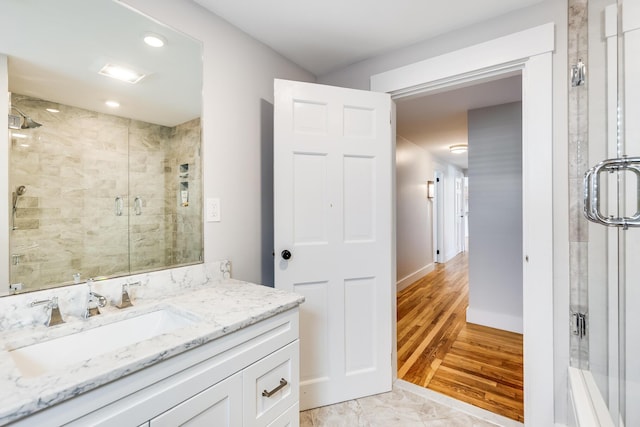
[{"x1": 574, "y1": 0, "x2": 640, "y2": 425}]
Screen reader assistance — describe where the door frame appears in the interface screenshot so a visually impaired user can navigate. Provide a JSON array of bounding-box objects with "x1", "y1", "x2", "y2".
[{"x1": 371, "y1": 23, "x2": 555, "y2": 426}]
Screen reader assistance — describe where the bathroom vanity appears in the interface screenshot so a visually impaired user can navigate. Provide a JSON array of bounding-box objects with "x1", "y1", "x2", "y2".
[{"x1": 0, "y1": 274, "x2": 304, "y2": 426}]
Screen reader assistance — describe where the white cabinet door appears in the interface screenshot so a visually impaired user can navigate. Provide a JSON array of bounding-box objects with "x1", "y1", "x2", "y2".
[
  {"x1": 274, "y1": 79, "x2": 393, "y2": 410},
  {"x1": 150, "y1": 372, "x2": 242, "y2": 427},
  {"x1": 243, "y1": 340, "x2": 299, "y2": 427}
]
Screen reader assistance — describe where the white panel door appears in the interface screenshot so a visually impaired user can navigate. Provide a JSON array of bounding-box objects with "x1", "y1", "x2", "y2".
[
  {"x1": 454, "y1": 176, "x2": 464, "y2": 253},
  {"x1": 274, "y1": 79, "x2": 393, "y2": 410}
]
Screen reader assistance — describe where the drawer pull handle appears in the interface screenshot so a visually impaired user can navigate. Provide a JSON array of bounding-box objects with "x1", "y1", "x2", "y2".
[{"x1": 262, "y1": 378, "x2": 288, "y2": 397}]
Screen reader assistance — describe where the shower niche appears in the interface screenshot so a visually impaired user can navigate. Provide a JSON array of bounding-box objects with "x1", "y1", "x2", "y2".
[{"x1": 179, "y1": 163, "x2": 190, "y2": 207}]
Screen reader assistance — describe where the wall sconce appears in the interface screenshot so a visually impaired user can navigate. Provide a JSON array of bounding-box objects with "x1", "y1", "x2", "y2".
[{"x1": 427, "y1": 180, "x2": 435, "y2": 199}]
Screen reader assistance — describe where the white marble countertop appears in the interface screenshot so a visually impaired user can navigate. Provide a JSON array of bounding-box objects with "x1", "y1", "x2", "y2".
[{"x1": 0, "y1": 280, "x2": 304, "y2": 425}]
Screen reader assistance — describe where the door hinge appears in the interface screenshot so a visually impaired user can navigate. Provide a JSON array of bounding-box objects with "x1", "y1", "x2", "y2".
[
  {"x1": 436, "y1": 250, "x2": 440, "y2": 255},
  {"x1": 570, "y1": 59, "x2": 586, "y2": 87},
  {"x1": 571, "y1": 311, "x2": 587, "y2": 339}
]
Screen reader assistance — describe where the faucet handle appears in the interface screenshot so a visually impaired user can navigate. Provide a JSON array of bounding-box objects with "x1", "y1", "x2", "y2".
[
  {"x1": 116, "y1": 283, "x2": 132, "y2": 309},
  {"x1": 30, "y1": 297, "x2": 65, "y2": 326},
  {"x1": 30, "y1": 296, "x2": 58, "y2": 308},
  {"x1": 116, "y1": 281, "x2": 142, "y2": 309}
]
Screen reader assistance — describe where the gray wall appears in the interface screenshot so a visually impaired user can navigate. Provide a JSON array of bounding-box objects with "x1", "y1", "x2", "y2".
[
  {"x1": 121, "y1": 0, "x2": 315, "y2": 287},
  {"x1": 395, "y1": 136, "x2": 434, "y2": 289},
  {"x1": 467, "y1": 102, "x2": 523, "y2": 333}
]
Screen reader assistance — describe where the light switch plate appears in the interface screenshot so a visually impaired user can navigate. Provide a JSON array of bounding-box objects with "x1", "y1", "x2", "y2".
[{"x1": 206, "y1": 198, "x2": 221, "y2": 222}]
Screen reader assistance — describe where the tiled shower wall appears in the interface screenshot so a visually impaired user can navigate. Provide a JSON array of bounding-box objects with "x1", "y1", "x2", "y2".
[
  {"x1": 9, "y1": 94, "x2": 202, "y2": 291},
  {"x1": 165, "y1": 118, "x2": 202, "y2": 266},
  {"x1": 568, "y1": 0, "x2": 589, "y2": 368}
]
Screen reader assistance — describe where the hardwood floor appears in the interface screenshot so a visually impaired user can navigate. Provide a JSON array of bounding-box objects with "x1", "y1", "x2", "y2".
[{"x1": 397, "y1": 252, "x2": 524, "y2": 422}]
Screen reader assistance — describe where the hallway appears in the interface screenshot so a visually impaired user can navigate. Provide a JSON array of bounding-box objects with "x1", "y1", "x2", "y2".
[{"x1": 397, "y1": 253, "x2": 524, "y2": 422}]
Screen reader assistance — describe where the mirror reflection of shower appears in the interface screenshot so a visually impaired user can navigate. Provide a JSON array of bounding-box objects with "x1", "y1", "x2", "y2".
[{"x1": 12, "y1": 185, "x2": 27, "y2": 230}]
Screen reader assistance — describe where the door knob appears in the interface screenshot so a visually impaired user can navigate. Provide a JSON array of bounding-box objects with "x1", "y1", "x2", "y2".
[{"x1": 281, "y1": 250, "x2": 292, "y2": 260}]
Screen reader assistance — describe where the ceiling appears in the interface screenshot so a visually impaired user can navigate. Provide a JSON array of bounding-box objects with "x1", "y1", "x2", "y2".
[
  {"x1": 194, "y1": 0, "x2": 543, "y2": 77},
  {"x1": 396, "y1": 75, "x2": 523, "y2": 170}
]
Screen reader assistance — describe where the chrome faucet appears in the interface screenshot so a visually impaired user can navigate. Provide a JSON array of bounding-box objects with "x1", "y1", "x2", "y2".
[
  {"x1": 30, "y1": 296, "x2": 65, "y2": 326},
  {"x1": 84, "y1": 279, "x2": 108, "y2": 319},
  {"x1": 116, "y1": 282, "x2": 141, "y2": 309}
]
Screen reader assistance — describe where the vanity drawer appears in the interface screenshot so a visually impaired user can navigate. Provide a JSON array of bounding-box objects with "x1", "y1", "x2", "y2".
[
  {"x1": 243, "y1": 340, "x2": 299, "y2": 427},
  {"x1": 150, "y1": 372, "x2": 242, "y2": 427}
]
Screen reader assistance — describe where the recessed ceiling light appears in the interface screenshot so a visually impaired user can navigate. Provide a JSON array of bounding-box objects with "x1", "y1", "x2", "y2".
[
  {"x1": 99, "y1": 63, "x2": 145, "y2": 84},
  {"x1": 105, "y1": 100, "x2": 120, "y2": 108},
  {"x1": 143, "y1": 33, "x2": 166, "y2": 48},
  {"x1": 449, "y1": 144, "x2": 468, "y2": 154},
  {"x1": 46, "y1": 108, "x2": 60, "y2": 113}
]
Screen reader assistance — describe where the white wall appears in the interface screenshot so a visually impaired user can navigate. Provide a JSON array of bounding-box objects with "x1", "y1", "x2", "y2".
[
  {"x1": 120, "y1": 0, "x2": 315, "y2": 287},
  {"x1": 467, "y1": 102, "x2": 523, "y2": 334},
  {"x1": 395, "y1": 136, "x2": 434, "y2": 291},
  {"x1": 318, "y1": 1, "x2": 570, "y2": 423}
]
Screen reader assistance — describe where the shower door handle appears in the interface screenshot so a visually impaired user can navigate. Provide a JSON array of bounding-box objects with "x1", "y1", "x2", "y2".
[
  {"x1": 583, "y1": 156, "x2": 640, "y2": 229},
  {"x1": 134, "y1": 196, "x2": 142, "y2": 216},
  {"x1": 115, "y1": 196, "x2": 124, "y2": 216}
]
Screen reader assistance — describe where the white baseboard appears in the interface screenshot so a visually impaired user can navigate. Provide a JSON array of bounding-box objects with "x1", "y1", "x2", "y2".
[
  {"x1": 396, "y1": 263, "x2": 434, "y2": 293},
  {"x1": 466, "y1": 307, "x2": 523, "y2": 334}
]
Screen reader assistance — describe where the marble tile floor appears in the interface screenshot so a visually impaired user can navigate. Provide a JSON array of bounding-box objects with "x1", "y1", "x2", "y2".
[{"x1": 300, "y1": 380, "x2": 523, "y2": 427}]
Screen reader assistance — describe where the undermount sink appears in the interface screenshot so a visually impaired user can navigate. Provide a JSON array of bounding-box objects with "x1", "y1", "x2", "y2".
[{"x1": 9, "y1": 308, "x2": 197, "y2": 378}]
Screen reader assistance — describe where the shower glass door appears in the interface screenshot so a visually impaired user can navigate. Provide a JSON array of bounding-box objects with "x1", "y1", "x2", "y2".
[
  {"x1": 585, "y1": 0, "x2": 640, "y2": 425},
  {"x1": 619, "y1": 0, "x2": 640, "y2": 422}
]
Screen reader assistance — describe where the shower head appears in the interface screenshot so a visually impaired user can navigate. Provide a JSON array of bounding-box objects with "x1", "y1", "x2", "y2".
[
  {"x1": 10, "y1": 106, "x2": 42, "y2": 129},
  {"x1": 12, "y1": 186, "x2": 26, "y2": 212}
]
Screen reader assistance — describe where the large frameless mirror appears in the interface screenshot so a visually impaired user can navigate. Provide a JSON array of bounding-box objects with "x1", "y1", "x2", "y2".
[{"x1": 1, "y1": 0, "x2": 203, "y2": 294}]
